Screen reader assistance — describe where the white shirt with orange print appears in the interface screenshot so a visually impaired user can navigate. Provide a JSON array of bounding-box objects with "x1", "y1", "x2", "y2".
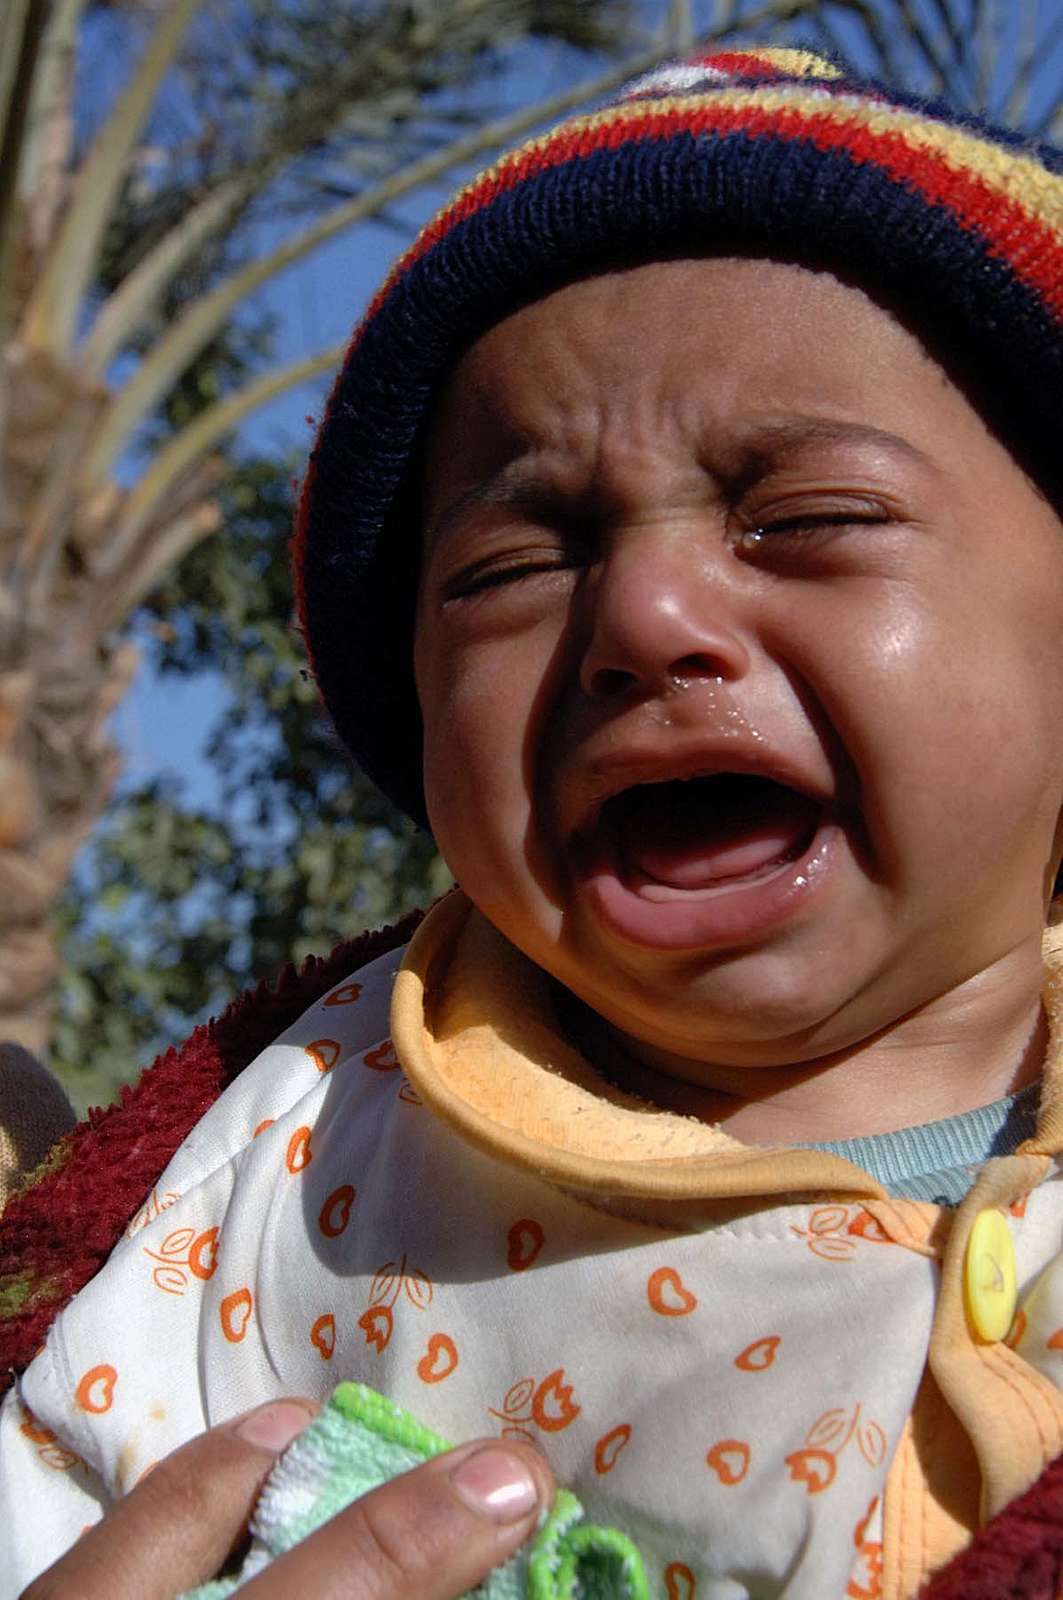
[{"x1": 4, "y1": 890, "x2": 1063, "y2": 1600}]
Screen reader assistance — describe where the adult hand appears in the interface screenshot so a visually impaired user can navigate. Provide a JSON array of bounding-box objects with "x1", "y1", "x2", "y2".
[{"x1": 22, "y1": 1398, "x2": 554, "y2": 1600}]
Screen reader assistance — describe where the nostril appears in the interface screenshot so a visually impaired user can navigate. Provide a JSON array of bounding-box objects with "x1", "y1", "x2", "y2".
[
  {"x1": 590, "y1": 666, "x2": 637, "y2": 700},
  {"x1": 670, "y1": 653, "x2": 727, "y2": 685}
]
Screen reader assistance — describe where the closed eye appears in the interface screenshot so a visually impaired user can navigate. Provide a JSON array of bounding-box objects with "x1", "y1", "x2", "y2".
[
  {"x1": 735, "y1": 508, "x2": 891, "y2": 557},
  {"x1": 442, "y1": 548, "x2": 572, "y2": 601}
]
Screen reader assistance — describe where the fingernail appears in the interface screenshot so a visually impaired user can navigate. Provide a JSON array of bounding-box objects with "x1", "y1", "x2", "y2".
[
  {"x1": 449, "y1": 1446, "x2": 539, "y2": 1523},
  {"x1": 236, "y1": 1399, "x2": 316, "y2": 1453}
]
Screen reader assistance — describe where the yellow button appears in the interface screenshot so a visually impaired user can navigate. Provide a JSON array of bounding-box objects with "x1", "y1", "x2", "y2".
[{"x1": 964, "y1": 1209, "x2": 1018, "y2": 1342}]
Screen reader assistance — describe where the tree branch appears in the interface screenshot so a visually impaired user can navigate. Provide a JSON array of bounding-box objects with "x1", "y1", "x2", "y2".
[
  {"x1": 20, "y1": 0, "x2": 204, "y2": 358},
  {"x1": 974, "y1": 0, "x2": 1002, "y2": 112},
  {"x1": 12, "y1": 0, "x2": 83, "y2": 297},
  {"x1": 1004, "y1": 0, "x2": 1047, "y2": 127},
  {"x1": 894, "y1": 0, "x2": 954, "y2": 94},
  {"x1": 79, "y1": 35, "x2": 679, "y2": 489},
  {"x1": 80, "y1": 173, "x2": 253, "y2": 378},
  {"x1": 824, "y1": 0, "x2": 909, "y2": 87},
  {"x1": 661, "y1": 0, "x2": 694, "y2": 51},
  {"x1": 0, "y1": 0, "x2": 46, "y2": 342},
  {"x1": 924, "y1": 0, "x2": 966, "y2": 79},
  {"x1": 0, "y1": 0, "x2": 35, "y2": 160},
  {"x1": 10, "y1": 367, "x2": 103, "y2": 609},
  {"x1": 101, "y1": 497, "x2": 222, "y2": 630},
  {"x1": 97, "y1": 340, "x2": 344, "y2": 583}
]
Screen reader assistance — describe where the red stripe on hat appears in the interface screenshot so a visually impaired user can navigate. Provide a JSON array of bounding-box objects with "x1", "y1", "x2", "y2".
[
  {"x1": 319, "y1": 94, "x2": 1062, "y2": 439},
  {"x1": 773, "y1": 104, "x2": 1063, "y2": 316},
  {"x1": 406, "y1": 100, "x2": 1063, "y2": 318},
  {"x1": 687, "y1": 51, "x2": 788, "y2": 79}
]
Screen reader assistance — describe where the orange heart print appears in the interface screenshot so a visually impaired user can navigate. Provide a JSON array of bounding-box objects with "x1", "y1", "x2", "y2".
[
  {"x1": 506, "y1": 1218, "x2": 545, "y2": 1271},
  {"x1": 310, "y1": 1313, "x2": 336, "y2": 1359},
  {"x1": 318, "y1": 1184, "x2": 355, "y2": 1238},
  {"x1": 188, "y1": 1227, "x2": 219, "y2": 1280},
  {"x1": 594, "y1": 1423, "x2": 632, "y2": 1474},
  {"x1": 324, "y1": 982, "x2": 362, "y2": 1006},
  {"x1": 705, "y1": 1438, "x2": 750, "y2": 1486},
  {"x1": 665, "y1": 1563, "x2": 697, "y2": 1600},
  {"x1": 305, "y1": 1038, "x2": 342, "y2": 1073},
  {"x1": 286, "y1": 1126, "x2": 313, "y2": 1173},
  {"x1": 417, "y1": 1333, "x2": 459, "y2": 1384},
  {"x1": 647, "y1": 1266, "x2": 698, "y2": 1317},
  {"x1": 75, "y1": 1365, "x2": 117, "y2": 1414},
  {"x1": 531, "y1": 1370, "x2": 580, "y2": 1431},
  {"x1": 220, "y1": 1287, "x2": 254, "y2": 1343},
  {"x1": 364, "y1": 1039, "x2": 398, "y2": 1072},
  {"x1": 734, "y1": 1335, "x2": 780, "y2": 1371}
]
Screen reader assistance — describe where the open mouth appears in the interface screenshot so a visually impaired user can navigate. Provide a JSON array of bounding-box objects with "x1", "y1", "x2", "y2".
[{"x1": 599, "y1": 773, "x2": 823, "y2": 895}]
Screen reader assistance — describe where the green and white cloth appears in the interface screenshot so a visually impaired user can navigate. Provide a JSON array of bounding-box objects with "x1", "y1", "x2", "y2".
[{"x1": 184, "y1": 1383, "x2": 649, "y2": 1600}]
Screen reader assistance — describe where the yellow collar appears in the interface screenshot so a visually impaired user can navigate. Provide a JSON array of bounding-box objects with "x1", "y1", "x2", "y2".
[{"x1": 392, "y1": 891, "x2": 1063, "y2": 1207}]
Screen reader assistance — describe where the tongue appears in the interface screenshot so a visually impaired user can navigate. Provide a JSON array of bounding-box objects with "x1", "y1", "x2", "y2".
[{"x1": 617, "y1": 780, "x2": 819, "y2": 889}]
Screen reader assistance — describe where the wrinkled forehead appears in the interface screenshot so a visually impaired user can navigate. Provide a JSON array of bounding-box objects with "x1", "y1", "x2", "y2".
[{"x1": 420, "y1": 256, "x2": 1049, "y2": 552}]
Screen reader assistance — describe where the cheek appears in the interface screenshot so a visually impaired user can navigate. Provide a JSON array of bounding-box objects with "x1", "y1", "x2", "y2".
[
  {"x1": 798, "y1": 572, "x2": 1063, "y2": 882},
  {"x1": 837, "y1": 503, "x2": 1063, "y2": 921},
  {"x1": 416, "y1": 633, "x2": 539, "y2": 852}
]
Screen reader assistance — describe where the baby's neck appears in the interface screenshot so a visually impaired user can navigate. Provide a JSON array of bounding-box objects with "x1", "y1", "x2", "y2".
[{"x1": 560, "y1": 944, "x2": 1048, "y2": 1145}]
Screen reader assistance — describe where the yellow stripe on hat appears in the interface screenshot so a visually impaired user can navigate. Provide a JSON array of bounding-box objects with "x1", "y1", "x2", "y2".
[
  {"x1": 745, "y1": 48, "x2": 843, "y2": 78},
  {"x1": 369, "y1": 80, "x2": 1063, "y2": 328},
  {"x1": 478, "y1": 85, "x2": 1063, "y2": 234}
]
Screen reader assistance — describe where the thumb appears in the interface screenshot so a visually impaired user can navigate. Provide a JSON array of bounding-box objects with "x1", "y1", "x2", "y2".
[{"x1": 22, "y1": 1399, "x2": 319, "y2": 1600}]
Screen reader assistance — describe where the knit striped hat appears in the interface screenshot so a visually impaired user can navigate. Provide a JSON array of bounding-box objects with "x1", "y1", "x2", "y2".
[{"x1": 293, "y1": 47, "x2": 1063, "y2": 825}]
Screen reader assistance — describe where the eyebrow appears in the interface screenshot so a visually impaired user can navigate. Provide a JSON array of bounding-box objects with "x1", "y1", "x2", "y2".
[
  {"x1": 748, "y1": 417, "x2": 938, "y2": 470},
  {"x1": 424, "y1": 417, "x2": 937, "y2": 547},
  {"x1": 424, "y1": 470, "x2": 558, "y2": 551}
]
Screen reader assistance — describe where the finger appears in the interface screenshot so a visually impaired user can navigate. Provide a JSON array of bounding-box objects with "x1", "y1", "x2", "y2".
[
  {"x1": 244, "y1": 1437, "x2": 555, "y2": 1600},
  {"x1": 22, "y1": 1398, "x2": 319, "y2": 1600}
]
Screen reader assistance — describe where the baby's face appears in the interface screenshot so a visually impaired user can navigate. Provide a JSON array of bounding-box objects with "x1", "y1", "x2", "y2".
[{"x1": 414, "y1": 258, "x2": 1063, "y2": 1068}]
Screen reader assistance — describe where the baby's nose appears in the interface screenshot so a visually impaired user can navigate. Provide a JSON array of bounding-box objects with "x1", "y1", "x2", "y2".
[{"x1": 578, "y1": 533, "x2": 751, "y2": 702}]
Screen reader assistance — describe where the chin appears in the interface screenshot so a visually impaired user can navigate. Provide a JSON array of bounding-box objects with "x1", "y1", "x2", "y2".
[{"x1": 569, "y1": 935, "x2": 886, "y2": 1063}]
